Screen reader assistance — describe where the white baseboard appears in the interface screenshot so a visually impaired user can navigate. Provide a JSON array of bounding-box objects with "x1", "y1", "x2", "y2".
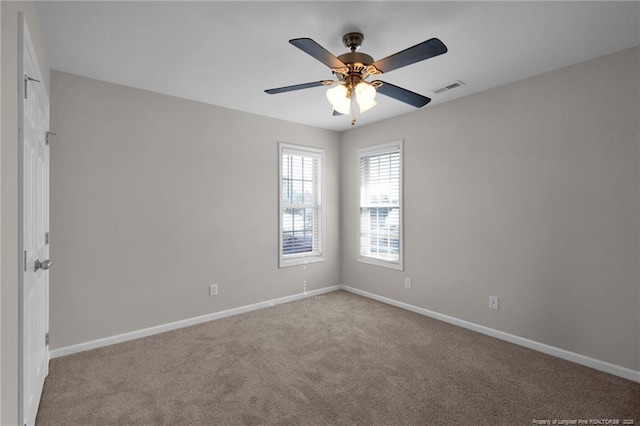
[
  {"x1": 50, "y1": 285, "x2": 341, "y2": 359},
  {"x1": 340, "y1": 285, "x2": 640, "y2": 383},
  {"x1": 50, "y1": 283, "x2": 639, "y2": 384}
]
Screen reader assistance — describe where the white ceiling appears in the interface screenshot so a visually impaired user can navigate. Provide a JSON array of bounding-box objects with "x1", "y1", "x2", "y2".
[{"x1": 37, "y1": 1, "x2": 640, "y2": 132}]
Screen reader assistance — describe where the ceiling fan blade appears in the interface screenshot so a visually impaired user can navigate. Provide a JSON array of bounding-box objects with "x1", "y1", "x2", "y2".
[
  {"x1": 371, "y1": 38, "x2": 447, "y2": 74},
  {"x1": 265, "y1": 81, "x2": 332, "y2": 94},
  {"x1": 289, "y1": 38, "x2": 347, "y2": 69},
  {"x1": 373, "y1": 81, "x2": 431, "y2": 107}
]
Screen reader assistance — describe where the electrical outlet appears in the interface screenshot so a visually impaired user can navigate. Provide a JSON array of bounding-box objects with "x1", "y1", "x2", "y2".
[
  {"x1": 405, "y1": 278, "x2": 412, "y2": 289},
  {"x1": 209, "y1": 284, "x2": 218, "y2": 297},
  {"x1": 489, "y1": 295, "x2": 499, "y2": 310}
]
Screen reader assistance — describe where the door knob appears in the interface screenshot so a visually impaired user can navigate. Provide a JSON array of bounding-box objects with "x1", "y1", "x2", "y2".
[{"x1": 34, "y1": 259, "x2": 52, "y2": 272}]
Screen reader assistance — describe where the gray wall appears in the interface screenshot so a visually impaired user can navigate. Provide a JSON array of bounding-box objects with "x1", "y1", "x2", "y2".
[
  {"x1": 340, "y1": 47, "x2": 639, "y2": 371},
  {"x1": 49, "y1": 71, "x2": 341, "y2": 349},
  {"x1": 1, "y1": 2, "x2": 50, "y2": 424}
]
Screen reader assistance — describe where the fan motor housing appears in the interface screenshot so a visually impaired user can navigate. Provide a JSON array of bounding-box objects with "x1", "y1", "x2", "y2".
[{"x1": 337, "y1": 52, "x2": 375, "y2": 73}]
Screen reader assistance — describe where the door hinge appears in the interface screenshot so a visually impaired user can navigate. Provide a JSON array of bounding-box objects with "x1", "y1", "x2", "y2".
[
  {"x1": 24, "y1": 250, "x2": 27, "y2": 272},
  {"x1": 24, "y1": 74, "x2": 40, "y2": 99},
  {"x1": 46, "y1": 131, "x2": 56, "y2": 146},
  {"x1": 45, "y1": 232, "x2": 50, "y2": 245},
  {"x1": 45, "y1": 332, "x2": 50, "y2": 346}
]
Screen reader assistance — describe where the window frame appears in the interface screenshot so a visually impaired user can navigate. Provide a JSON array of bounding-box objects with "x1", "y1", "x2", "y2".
[
  {"x1": 357, "y1": 140, "x2": 404, "y2": 271},
  {"x1": 278, "y1": 142, "x2": 325, "y2": 268}
]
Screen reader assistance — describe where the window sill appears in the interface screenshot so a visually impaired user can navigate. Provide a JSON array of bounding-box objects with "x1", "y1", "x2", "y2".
[
  {"x1": 279, "y1": 255, "x2": 325, "y2": 269},
  {"x1": 358, "y1": 256, "x2": 403, "y2": 271}
]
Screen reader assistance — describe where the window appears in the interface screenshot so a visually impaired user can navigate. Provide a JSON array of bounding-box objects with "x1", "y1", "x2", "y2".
[
  {"x1": 358, "y1": 141, "x2": 403, "y2": 270},
  {"x1": 279, "y1": 143, "x2": 324, "y2": 267}
]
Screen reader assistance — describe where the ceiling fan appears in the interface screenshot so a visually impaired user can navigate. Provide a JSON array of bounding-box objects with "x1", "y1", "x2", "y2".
[{"x1": 265, "y1": 32, "x2": 448, "y2": 125}]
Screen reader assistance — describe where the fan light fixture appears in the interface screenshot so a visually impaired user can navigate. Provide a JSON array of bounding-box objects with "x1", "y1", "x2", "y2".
[
  {"x1": 326, "y1": 84, "x2": 350, "y2": 114},
  {"x1": 326, "y1": 81, "x2": 377, "y2": 115},
  {"x1": 355, "y1": 81, "x2": 377, "y2": 112}
]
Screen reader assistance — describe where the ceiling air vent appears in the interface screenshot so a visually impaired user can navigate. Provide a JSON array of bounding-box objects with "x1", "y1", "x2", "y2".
[{"x1": 431, "y1": 80, "x2": 465, "y2": 94}]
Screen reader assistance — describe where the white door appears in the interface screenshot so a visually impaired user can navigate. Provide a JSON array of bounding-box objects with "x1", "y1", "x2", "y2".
[{"x1": 19, "y1": 13, "x2": 51, "y2": 426}]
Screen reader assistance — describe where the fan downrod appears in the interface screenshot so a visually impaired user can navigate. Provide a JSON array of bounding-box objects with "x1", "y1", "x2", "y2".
[{"x1": 343, "y1": 32, "x2": 364, "y2": 52}]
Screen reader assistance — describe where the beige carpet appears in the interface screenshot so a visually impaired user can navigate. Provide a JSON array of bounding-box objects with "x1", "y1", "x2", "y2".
[{"x1": 37, "y1": 290, "x2": 639, "y2": 425}]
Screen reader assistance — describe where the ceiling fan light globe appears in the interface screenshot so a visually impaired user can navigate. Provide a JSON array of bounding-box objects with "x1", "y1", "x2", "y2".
[
  {"x1": 333, "y1": 99, "x2": 352, "y2": 115},
  {"x1": 358, "y1": 99, "x2": 377, "y2": 113},
  {"x1": 326, "y1": 84, "x2": 348, "y2": 105},
  {"x1": 355, "y1": 81, "x2": 376, "y2": 103}
]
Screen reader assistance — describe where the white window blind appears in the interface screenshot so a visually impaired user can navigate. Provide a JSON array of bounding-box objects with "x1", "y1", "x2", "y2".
[
  {"x1": 279, "y1": 143, "x2": 324, "y2": 267},
  {"x1": 358, "y1": 141, "x2": 403, "y2": 270}
]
